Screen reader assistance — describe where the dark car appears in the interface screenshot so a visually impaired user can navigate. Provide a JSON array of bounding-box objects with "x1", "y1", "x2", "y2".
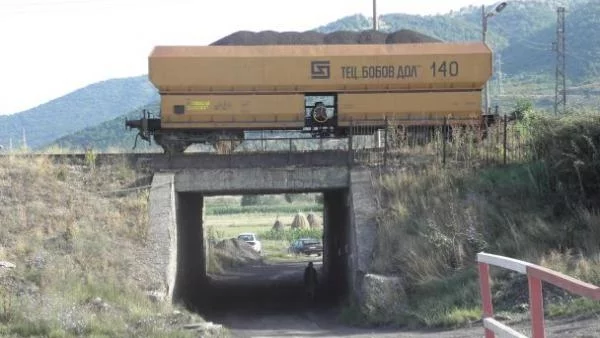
[{"x1": 289, "y1": 238, "x2": 323, "y2": 256}]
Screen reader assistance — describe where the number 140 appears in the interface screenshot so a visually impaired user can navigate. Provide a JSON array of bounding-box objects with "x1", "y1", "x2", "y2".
[{"x1": 430, "y1": 61, "x2": 459, "y2": 77}]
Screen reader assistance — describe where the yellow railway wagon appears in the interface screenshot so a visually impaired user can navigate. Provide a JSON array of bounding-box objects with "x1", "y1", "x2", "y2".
[
  {"x1": 149, "y1": 43, "x2": 491, "y2": 93},
  {"x1": 126, "y1": 41, "x2": 493, "y2": 154},
  {"x1": 159, "y1": 91, "x2": 482, "y2": 129}
]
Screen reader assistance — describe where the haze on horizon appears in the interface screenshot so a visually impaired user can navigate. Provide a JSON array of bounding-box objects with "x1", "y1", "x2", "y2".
[{"x1": 0, "y1": 0, "x2": 502, "y2": 115}]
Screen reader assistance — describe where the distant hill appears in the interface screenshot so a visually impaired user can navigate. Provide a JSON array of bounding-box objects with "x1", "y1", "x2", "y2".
[
  {"x1": 48, "y1": 102, "x2": 162, "y2": 153},
  {"x1": 0, "y1": 75, "x2": 158, "y2": 150},
  {"x1": 9, "y1": 0, "x2": 600, "y2": 152},
  {"x1": 317, "y1": 0, "x2": 599, "y2": 84}
]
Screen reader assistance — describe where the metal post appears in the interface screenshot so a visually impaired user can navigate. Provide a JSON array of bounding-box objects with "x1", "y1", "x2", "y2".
[
  {"x1": 442, "y1": 117, "x2": 447, "y2": 166},
  {"x1": 478, "y1": 262, "x2": 495, "y2": 338},
  {"x1": 383, "y1": 118, "x2": 389, "y2": 168},
  {"x1": 528, "y1": 276, "x2": 546, "y2": 338},
  {"x1": 482, "y1": 5, "x2": 490, "y2": 116},
  {"x1": 554, "y1": 7, "x2": 567, "y2": 115},
  {"x1": 373, "y1": 0, "x2": 377, "y2": 31},
  {"x1": 288, "y1": 138, "x2": 292, "y2": 165},
  {"x1": 348, "y1": 121, "x2": 354, "y2": 167},
  {"x1": 503, "y1": 115, "x2": 508, "y2": 165}
]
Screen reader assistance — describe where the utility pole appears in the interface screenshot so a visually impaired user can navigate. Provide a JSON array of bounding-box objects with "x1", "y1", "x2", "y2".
[
  {"x1": 482, "y1": 5, "x2": 489, "y2": 115},
  {"x1": 372, "y1": 0, "x2": 377, "y2": 30},
  {"x1": 553, "y1": 6, "x2": 566, "y2": 115},
  {"x1": 496, "y1": 52, "x2": 504, "y2": 95},
  {"x1": 481, "y1": 2, "x2": 507, "y2": 115},
  {"x1": 21, "y1": 128, "x2": 27, "y2": 150}
]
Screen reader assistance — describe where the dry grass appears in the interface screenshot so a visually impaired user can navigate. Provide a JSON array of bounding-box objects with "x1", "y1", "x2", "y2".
[
  {"x1": 369, "y1": 110, "x2": 600, "y2": 328},
  {"x1": 0, "y1": 154, "x2": 218, "y2": 337}
]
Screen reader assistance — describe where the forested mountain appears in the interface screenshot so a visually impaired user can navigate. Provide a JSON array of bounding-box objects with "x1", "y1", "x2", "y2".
[
  {"x1": 317, "y1": 0, "x2": 600, "y2": 83},
  {"x1": 0, "y1": 75, "x2": 158, "y2": 150}
]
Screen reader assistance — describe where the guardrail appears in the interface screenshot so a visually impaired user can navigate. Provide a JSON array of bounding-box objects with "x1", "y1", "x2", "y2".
[{"x1": 477, "y1": 252, "x2": 600, "y2": 338}]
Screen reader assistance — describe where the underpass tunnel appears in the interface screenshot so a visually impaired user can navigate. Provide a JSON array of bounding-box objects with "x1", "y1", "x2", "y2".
[
  {"x1": 170, "y1": 189, "x2": 352, "y2": 317},
  {"x1": 172, "y1": 192, "x2": 207, "y2": 305},
  {"x1": 322, "y1": 189, "x2": 351, "y2": 305}
]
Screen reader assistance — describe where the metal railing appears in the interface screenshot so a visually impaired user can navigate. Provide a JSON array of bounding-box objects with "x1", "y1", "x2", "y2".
[
  {"x1": 477, "y1": 252, "x2": 600, "y2": 338},
  {"x1": 204, "y1": 116, "x2": 532, "y2": 168}
]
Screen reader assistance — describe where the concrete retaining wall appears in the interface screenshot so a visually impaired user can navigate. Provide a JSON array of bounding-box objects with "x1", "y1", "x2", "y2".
[
  {"x1": 348, "y1": 169, "x2": 379, "y2": 302},
  {"x1": 145, "y1": 173, "x2": 178, "y2": 302}
]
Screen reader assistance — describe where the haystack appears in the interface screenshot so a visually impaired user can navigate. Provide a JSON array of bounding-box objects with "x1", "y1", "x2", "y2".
[
  {"x1": 272, "y1": 218, "x2": 284, "y2": 231},
  {"x1": 291, "y1": 212, "x2": 309, "y2": 229},
  {"x1": 307, "y1": 212, "x2": 322, "y2": 229}
]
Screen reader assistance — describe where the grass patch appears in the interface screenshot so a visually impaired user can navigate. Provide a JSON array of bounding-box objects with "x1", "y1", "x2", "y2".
[
  {"x1": 369, "y1": 110, "x2": 600, "y2": 329},
  {"x1": 0, "y1": 154, "x2": 215, "y2": 337},
  {"x1": 259, "y1": 228, "x2": 323, "y2": 242},
  {"x1": 400, "y1": 268, "x2": 482, "y2": 328},
  {"x1": 205, "y1": 203, "x2": 322, "y2": 215},
  {"x1": 547, "y1": 297, "x2": 600, "y2": 319}
]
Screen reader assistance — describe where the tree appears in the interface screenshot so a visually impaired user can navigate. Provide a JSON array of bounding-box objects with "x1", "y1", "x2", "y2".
[{"x1": 241, "y1": 195, "x2": 260, "y2": 206}]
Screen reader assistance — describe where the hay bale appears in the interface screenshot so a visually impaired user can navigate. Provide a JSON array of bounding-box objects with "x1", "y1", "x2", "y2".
[
  {"x1": 307, "y1": 213, "x2": 322, "y2": 229},
  {"x1": 272, "y1": 219, "x2": 284, "y2": 231},
  {"x1": 291, "y1": 212, "x2": 309, "y2": 229}
]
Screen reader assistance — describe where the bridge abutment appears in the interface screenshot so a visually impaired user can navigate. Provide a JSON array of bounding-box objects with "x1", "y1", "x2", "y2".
[{"x1": 144, "y1": 161, "x2": 380, "y2": 310}]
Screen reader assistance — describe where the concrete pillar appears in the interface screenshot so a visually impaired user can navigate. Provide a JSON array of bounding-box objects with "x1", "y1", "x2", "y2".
[
  {"x1": 348, "y1": 169, "x2": 378, "y2": 304},
  {"x1": 146, "y1": 173, "x2": 178, "y2": 302}
]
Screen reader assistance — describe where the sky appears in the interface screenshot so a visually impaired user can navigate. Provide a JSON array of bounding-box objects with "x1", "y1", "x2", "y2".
[{"x1": 0, "y1": 0, "x2": 501, "y2": 115}]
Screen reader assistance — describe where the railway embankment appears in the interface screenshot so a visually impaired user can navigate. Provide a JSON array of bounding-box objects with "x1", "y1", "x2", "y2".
[{"x1": 353, "y1": 111, "x2": 600, "y2": 328}]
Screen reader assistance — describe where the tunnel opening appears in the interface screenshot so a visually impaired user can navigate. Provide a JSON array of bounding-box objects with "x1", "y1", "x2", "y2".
[{"x1": 171, "y1": 189, "x2": 352, "y2": 319}]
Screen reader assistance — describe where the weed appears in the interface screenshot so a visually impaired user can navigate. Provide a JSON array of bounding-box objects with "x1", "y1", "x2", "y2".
[
  {"x1": 371, "y1": 111, "x2": 600, "y2": 328},
  {"x1": 0, "y1": 154, "x2": 218, "y2": 337}
]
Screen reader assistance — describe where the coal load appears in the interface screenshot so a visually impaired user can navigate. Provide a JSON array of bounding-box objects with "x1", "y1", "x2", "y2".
[
  {"x1": 210, "y1": 28, "x2": 441, "y2": 46},
  {"x1": 386, "y1": 29, "x2": 441, "y2": 43}
]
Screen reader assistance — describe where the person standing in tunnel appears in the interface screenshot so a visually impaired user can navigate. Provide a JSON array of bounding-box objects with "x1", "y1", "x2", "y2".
[{"x1": 304, "y1": 261, "x2": 318, "y2": 302}]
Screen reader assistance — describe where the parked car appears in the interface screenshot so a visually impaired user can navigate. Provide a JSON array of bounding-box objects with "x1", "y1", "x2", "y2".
[
  {"x1": 237, "y1": 233, "x2": 262, "y2": 254},
  {"x1": 289, "y1": 238, "x2": 323, "y2": 256}
]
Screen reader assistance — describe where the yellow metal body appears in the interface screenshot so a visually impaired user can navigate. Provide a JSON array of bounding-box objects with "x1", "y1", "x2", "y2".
[
  {"x1": 149, "y1": 42, "x2": 492, "y2": 130},
  {"x1": 160, "y1": 91, "x2": 482, "y2": 129}
]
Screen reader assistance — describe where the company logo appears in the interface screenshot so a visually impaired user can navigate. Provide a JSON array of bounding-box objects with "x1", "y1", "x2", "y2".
[{"x1": 311, "y1": 60, "x2": 330, "y2": 79}]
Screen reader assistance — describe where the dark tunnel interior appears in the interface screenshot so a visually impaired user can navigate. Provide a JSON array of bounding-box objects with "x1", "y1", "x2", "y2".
[{"x1": 171, "y1": 189, "x2": 353, "y2": 318}]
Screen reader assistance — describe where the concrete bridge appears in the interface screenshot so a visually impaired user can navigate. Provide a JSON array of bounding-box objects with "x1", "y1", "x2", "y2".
[{"x1": 141, "y1": 151, "x2": 380, "y2": 311}]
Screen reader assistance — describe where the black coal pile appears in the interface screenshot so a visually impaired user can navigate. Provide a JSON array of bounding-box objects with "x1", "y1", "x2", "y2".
[{"x1": 210, "y1": 28, "x2": 442, "y2": 46}]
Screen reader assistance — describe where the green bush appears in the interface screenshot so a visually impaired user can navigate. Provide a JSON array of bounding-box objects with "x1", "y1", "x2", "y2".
[
  {"x1": 240, "y1": 195, "x2": 260, "y2": 206},
  {"x1": 259, "y1": 228, "x2": 323, "y2": 243}
]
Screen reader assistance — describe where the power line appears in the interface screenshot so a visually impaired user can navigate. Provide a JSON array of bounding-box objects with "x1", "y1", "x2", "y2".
[{"x1": 554, "y1": 6, "x2": 566, "y2": 115}]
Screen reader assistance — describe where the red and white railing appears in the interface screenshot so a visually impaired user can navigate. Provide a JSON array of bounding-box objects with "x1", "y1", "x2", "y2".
[{"x1": 477, "y1": 252, "x2": 600, "y2": 338}]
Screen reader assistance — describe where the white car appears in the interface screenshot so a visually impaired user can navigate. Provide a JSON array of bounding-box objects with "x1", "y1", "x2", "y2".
[{"x1": 237, "y1": 233, "x2": 262, "y2": 254}]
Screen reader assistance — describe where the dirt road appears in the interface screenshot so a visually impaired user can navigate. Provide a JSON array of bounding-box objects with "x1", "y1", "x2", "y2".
[
  {"x1": 204, "y1": 261, "x2": 600, "y2": 338},
  {"x1": 217, "y1": 309, "x2": 600, "y2": 338}
]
